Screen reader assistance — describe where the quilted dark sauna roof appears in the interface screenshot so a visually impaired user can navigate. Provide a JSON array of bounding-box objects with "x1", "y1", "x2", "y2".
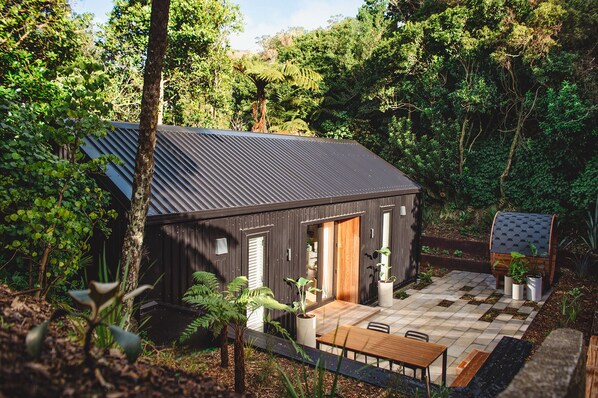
[
  {"x1": 82, "y1": 122, "x2": 420, "y2": 218},
  {"x1": 490, "y1": 212, "x2": 555, "y2": 256}
]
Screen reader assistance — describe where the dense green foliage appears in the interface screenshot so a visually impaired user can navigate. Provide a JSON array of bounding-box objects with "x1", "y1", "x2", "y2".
[
  {"x1": 100, "y1": 0, "x2": 242, "y2": 128},
  {"x1": 0, "y1": 0, "x2": 116, "y2": 297},
  {"x1": 262, "y1": 0, "x2": 597, "y2": 226}
]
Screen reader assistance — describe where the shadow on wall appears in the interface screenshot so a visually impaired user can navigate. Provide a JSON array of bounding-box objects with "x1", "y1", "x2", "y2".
[{"x1": 140, "y1": 220, "x2": 239, "y2": 344}]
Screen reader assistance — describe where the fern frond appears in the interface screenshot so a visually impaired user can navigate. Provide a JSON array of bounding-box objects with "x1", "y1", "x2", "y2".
[
  {"x1": 191, "y1": 271, "x2": 219, "y2": 291},
  {"x1": 226, "y1": 276, "x2": 248, "y2": 294}
]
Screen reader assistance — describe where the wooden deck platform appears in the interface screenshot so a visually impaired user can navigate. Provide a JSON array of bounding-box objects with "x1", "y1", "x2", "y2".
[{"x1": 311, "y1": 300, "x2": 381, "y2": 336}]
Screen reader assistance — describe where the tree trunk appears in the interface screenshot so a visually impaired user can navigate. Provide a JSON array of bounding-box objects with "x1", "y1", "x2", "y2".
[
  {"x1": 499, "y1": 89, "x2": 538, "y2": 204},
  {"x1": 499, "y1": 118, "x2": 522, "y2": 204},
  {"x1": 219, "y1": 327, "x2": 229, "y2": 368},
  {"x1": 233, "y1": 325, "x2": 245, "y2": 394},
  {"x1": 458, "y1": 116, "x2": 469, "y2": 174},
  {"x1": 119, "y1": 0, "x2": 170, "y2": 317},
  {"x1": 157, "y1": 73, "x2": 164, "y2": 125},
  {"x1": 251, "y1": 83, "x2": 267, "y2": 133}
]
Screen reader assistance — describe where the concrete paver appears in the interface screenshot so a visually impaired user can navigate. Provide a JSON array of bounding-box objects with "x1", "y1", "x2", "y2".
[{"x1": 356, "y1": 270, "x2": 547, "y2": 385}]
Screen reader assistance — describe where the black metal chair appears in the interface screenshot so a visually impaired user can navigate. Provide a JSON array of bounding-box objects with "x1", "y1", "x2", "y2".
[
  {"x1": 361, "y1": 322, "x2": 391, "y2": 367},
  {"x1": 367, "y1": 321, "x2": 391, "y2": 334},
  {"x1": 402, "y1": 330, "x2": 430, "y2": 379}
]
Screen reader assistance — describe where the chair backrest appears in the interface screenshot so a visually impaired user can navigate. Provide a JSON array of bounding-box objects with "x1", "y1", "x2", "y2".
[
  {"x1": 367, "y1": 321, "x2": 390, "y2": 334},
  {"x1": 405, "y1": 330, "x2": 429, "y2": 342}
]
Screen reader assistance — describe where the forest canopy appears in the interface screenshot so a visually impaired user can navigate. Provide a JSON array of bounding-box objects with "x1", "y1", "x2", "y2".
[{"x1": 1, "y1": 0, "x2": 596, "y2": 296}]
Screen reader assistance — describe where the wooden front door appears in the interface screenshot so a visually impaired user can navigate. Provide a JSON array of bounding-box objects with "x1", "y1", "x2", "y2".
[{"x1": 336, "y1": 217, "x2": 360, "y2": 303}]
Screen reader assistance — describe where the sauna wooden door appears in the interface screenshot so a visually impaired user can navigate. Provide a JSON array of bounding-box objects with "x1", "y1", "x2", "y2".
[{"x1": 336, "y1": 217, "x2": 360, "y2": 303}]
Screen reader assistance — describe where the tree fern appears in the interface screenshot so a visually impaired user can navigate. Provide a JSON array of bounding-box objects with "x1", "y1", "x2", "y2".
[
  {"x1": 179, "y1": 271, "x2": 291, "y2": 393},
  {"x1": 234, "y1": 56, "x2": 321, "y2": 132}
]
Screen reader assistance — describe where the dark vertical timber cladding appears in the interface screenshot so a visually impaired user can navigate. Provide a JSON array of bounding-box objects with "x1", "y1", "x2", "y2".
[{"x1": 139, "y1": 194, "x2": 420, "y2": 331}]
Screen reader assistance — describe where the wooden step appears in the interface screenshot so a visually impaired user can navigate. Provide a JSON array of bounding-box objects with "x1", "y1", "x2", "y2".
[
  {"x1": 451, "y1": 350, "x2": 491, "y2": 387},
  {"x1": 587, "y1": 366, "x2": 598, "y2": 398},
  {"x1": 588, "y1": 335, "x2": 598, "y2": 366},
  {"x1": 587, "y1": 336, "x2": 598, "y2": 398},
  {"x1": 456, "y1": 349, "x2": 486, "y2": 375}
]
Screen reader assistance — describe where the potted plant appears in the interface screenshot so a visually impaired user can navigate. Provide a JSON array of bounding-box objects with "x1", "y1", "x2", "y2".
[
  {"x1": 286, "y1": 276, "x2": 320, "y2": 348},
  {"x1": 508, "y1": 252, "x2": 528, "y2": 301},
  {"x1": 375, "y1": 247, "x2": 396, "y2": 308},
  {"x1": 526, "y1": 243, "x2": 544, "y2": 302},
  {"x1": 494, "y1": 259, "x2": 513, "y2": 296}
]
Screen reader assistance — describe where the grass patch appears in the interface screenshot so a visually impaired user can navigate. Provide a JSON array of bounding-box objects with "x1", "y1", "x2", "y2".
[
  {"x1": 480, "y1": 309, "x2": 501, "y2": 322},
  {"x1": 460, "y1": 293, "x2": 477, "y2": 302}
]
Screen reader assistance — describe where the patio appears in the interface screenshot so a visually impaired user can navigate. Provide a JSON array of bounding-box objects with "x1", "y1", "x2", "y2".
[{"x1": 317, "y1": 270, "x2": 546, "y2": 386}]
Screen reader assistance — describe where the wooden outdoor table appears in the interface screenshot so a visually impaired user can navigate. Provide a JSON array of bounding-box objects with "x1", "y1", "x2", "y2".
[{"x1": 316, "y1": 325, "x2": 448, "y2": 387}]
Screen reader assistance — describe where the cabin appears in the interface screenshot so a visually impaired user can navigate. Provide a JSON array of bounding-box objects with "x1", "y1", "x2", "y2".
[{"x1": 83, "y1": 122, "x2": 422, "y2": 341}]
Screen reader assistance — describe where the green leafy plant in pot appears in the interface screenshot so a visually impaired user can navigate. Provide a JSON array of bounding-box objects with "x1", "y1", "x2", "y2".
[
  {"x1": 286, "y1": 277, "x2": 320, "y2": 347},
  {"x1": 375, "y1": 247, "x2": 396, "y2": 307},
  {"x1": 508, "y1": 252, "x2": 528, "y2": 300}
]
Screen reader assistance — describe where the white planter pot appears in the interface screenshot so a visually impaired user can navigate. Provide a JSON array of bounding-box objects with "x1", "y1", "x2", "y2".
[
  {"x1": 504, "y1": 276, "x2": 513, "y2": 296},
  {"x1": 512, "y1": 283, "x2": 524, "y2": 301},
  {"x1": 527, "y1": 276, "x2": 542, "y2": 302},
  {"x1": 378, "y1": 281, "x2": 394, "y2": 308},
  {"x1": 296, "y1": 314, "x2": 316, "y2": 348}
]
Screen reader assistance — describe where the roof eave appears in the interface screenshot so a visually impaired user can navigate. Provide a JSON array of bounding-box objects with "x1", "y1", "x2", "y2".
[{"x1": 146, "y1": 188, "x2": 422, "y2": 225}]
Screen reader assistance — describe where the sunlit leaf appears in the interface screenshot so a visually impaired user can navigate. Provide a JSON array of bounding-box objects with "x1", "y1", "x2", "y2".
[{"x1": 89, "y1": 281, "x2": 120, "y2": 315}]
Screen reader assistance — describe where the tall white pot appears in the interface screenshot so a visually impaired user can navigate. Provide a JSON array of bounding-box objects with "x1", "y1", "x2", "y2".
[
  {"x1": 504, "y1": 276, "x2": 513, "y2": 296},
  {"x1": 512, "y1": 283, "x2": 524, "y2": 301},
  {"x1": 526, "y1": 276, "x2": 542, "y2": 302},
  {"x1": 378, "y1": 281, "x2": 394, "y2": 308},
  {"x1": 296, "y1": 314, "x2": 316, "y2": 348}
]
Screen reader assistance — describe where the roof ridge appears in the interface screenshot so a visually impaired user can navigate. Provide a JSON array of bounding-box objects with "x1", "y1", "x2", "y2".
[{"x1": 109, "y1": 121, "x2": 357, "y2": 144}]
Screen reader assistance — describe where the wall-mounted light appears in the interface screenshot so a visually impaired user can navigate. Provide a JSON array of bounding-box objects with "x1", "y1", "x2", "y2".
[
  {"x1": 214, "y1": 238, "x2": 228, "y2": 255},
  {"x1": 370, "y1": 228, "x2": 375, "y2": 239},
  {"x1": 286, "y1": 248, "x2": 292, "y2": 261},
  {"x1": 400, "y1": 205, "x2": 407, "y2": 216}
]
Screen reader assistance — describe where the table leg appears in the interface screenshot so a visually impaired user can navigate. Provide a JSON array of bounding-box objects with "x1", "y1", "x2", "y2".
[
  {"x1": 425, "y1": 367, "x2": 431, "y2": 398},
  {"x1": 442, "y1": 349, "x2": 447, "y2": 386}
]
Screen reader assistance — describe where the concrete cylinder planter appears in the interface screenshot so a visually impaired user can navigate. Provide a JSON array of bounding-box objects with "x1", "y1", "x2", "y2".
[
  {"x1": 378, "y1": 281, "x2": 394, "y2": 308},
  {"x1": 296, "y1": 314, "x2": 316, "y2": 348},
  {"x1": 512, "y1": 283, "x2": 524, "y2": 301},
  {"x1": 504, "y1": 275, "x2": 513, "y2": 296},
  {"x1": 526, "y1": 276, "x2": 542, "y2": 302}
]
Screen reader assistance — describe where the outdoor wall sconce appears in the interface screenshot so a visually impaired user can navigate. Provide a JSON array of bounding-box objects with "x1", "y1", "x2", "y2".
[
  {"x1": 400, "y1": 205, "x2": 407, "y2": 216},
  {"x1": 370, "y1": 228, "x2": 375, "y2": 239},
  {"x1": 286, "y1": 248, "x2": 292, "y2": 261},
  {"x1": 214, "y1": 238, "x2": 228, "y2": 255}
]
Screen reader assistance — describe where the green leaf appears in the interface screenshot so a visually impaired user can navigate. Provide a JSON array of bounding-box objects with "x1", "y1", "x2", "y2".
[
  {"x1": 108, "y1": 325, "x2": 141, "y2": 363},
  {"x1": 26, "y1": 321, "x2": 49, "y2": 358},
  {"x1": 69, "y1": 289, "x2": 94, "y2": 308}
]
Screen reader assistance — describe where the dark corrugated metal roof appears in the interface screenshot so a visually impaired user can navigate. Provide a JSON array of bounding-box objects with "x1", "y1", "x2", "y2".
[
  {"x1": 82, "y1": 122, "x2": 420, "y2": 219},
  {"x1": 490, "y1": 212, "x2": 554, "y2": 256}
]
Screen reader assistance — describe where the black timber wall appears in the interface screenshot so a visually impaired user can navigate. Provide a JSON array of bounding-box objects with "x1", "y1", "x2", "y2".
[{"x1": 136, "y1": 193, "x2": 421, "y2": 335}]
